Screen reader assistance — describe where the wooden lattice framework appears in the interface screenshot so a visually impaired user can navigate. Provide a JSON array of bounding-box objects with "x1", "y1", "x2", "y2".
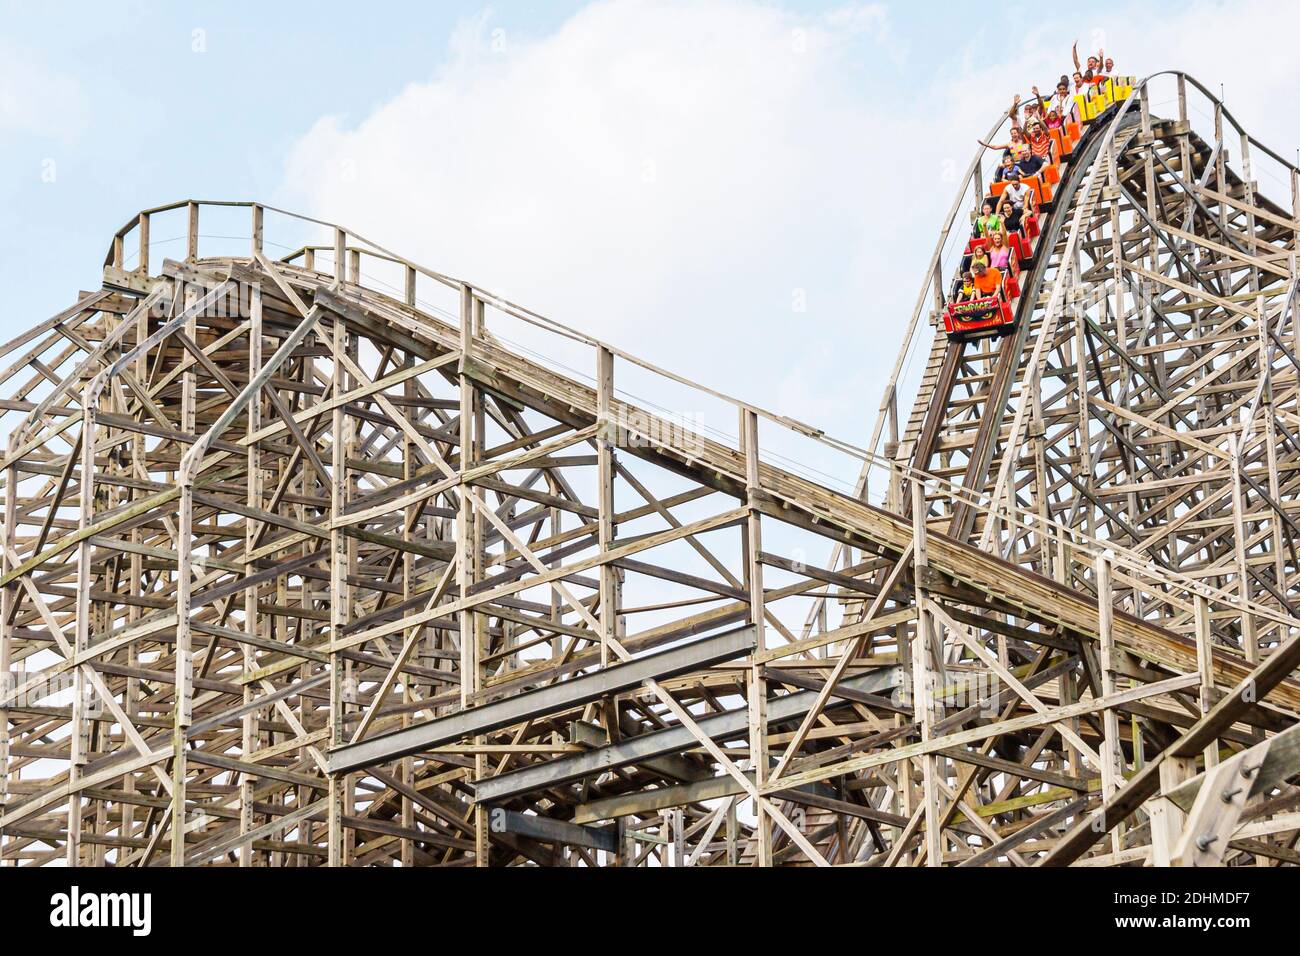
[{"x1": 2, "y1": 71, "x2": 1300, "y2": 866}]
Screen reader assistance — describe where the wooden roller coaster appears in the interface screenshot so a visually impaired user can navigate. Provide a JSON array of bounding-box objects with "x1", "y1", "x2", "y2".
[{"x1": 2, "y1": 70, "x2": 1299, "y2": 866}]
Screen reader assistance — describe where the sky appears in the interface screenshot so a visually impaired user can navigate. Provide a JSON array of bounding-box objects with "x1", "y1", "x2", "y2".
[{"x1": 4, "y1": 0, "x2": 1300, "y2": 466}]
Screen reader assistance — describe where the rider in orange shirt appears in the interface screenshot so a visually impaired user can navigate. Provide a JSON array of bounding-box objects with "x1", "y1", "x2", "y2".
[{"x1": 972, "y1": 261, "x2": 1003, "y2": 297}]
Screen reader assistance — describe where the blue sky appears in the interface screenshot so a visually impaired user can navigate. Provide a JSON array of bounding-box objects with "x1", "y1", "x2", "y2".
[
  {"x1": 3, "y1": 0, "x2": 1296, "y2": 457},
  {"x1": 0, "y1": 0, "x2": 1149, "y2": 314}
]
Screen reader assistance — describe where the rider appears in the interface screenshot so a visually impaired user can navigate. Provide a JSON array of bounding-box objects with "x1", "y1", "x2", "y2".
[
  {"x1": 1002, "y1": 177, "x2": 1036, "y2": 218},
  {"x1": 1011, "y1": 93, "x2": 1044, "y2": 131},
  {"x1": 1044, "y1": 78, "x2": 1075, "y2": 123},
  {"x1": 975, "y1": 200, "x2": 1005, "y2": 240},
  {"x1": 1073, "y1": 41, "x2": 1105, "y2": 84},
  {"x1": 986, "y1": 229, "x2": 1015, "y2": 272},
  {"x1": 971, "y1": 260, "x2": 1003, "y2": 297},
  {"x1": 997, "y1": 195, "x2": 1022, "y2": 234},
  {"x1": 979, "y1": 127, "x2": 1043, "y2": 177},
  {"x1": 994, "y1": 151, "x2": 1020, "y2": 183},
  {"x1": 954, "y1": 270, "x2": 978, "y2": 303},
  {"x1": 1024, "y1": 119, "x2": 1055, "y2": 164}
]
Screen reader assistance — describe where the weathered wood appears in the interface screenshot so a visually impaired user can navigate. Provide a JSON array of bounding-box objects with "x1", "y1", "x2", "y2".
[{"x1": 4, "y1": 70, "x2": 1298, "y2": 868}]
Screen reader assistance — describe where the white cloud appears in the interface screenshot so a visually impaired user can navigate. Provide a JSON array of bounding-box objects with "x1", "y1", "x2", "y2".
[
  {"x1": 279, "y1": 0, "x2": 912, "y2": 436},
  {"x1": 278, "y1": 0, "x2": 1300, "y2": 447},
  {"x1": 0, "y1": 42, "x2": 89, "y2": 141}
]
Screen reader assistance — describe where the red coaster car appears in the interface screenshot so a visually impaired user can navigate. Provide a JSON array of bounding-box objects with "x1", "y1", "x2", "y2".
[
  {"x1": 943, "y1": 296, "x2": 1013, "y2": 338},
  {"x1": 943, "y1": 283, "x2": 1016, "y2": 340}
]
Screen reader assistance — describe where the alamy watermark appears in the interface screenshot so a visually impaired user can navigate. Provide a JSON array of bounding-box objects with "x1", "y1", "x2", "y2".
[
  {"x1": 603, "y1": 407, "x2": 705, "y2": 456},
  {"x1": 893, "y1": 671, "x2": 1002, "y2": 719},
  {"x1": 0, "y1": 670, "x2": 103, "y2": 717},
  {"x1": 49, "y1": 887, "x2": 151, "y2": 936}
]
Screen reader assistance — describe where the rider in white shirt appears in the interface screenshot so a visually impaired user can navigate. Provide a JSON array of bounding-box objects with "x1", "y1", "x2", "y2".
[
  {"x1": 1003, "y1": 180, "x2": 1036, "y2": 217},
  {"x1": 1045, "y1": 78, "x2": 1076, "y2": 123}
]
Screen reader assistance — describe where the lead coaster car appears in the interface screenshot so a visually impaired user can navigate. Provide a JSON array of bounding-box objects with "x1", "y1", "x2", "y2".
[{"x1": 943, "y1": 291, "x2": 1015, "y2": 340}]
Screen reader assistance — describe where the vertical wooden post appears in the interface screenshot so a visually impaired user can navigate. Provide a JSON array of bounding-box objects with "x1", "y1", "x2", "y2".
[
  {"x1": 251, "y1": 203, "x2": 264, "y2": 257},
  {"x1": 1139, "y1": 91, "x2": 1158, "y2": 276},
  {"x1": 1292, "y1": 164, "x2": 1299, "y2": 240},
  {"x1": 0, "y1": 437, "x2": 15, "y2": 865},
  {"x1": 725, "y1": 799, "x2": 739, "y2": 866},
  {"x1": 1150, "y1": 758, "x2": 1192, "y2": 867},
  {"x1": 1214, "y1": 101, "x2": 1228, "y2": 231},
  {"x1": 622, "y1": 822, "x2": 636, "y2": 868},
  {"x1": 124, "y1": 298, "x2": 148, "y2": 860},
  {"x1": 327, "y1": 304, "x2": 355, "y2": 866},
  {"x1": 399, "y1": 365, "x2": 417, "y2": 868},
  {"x1": 240, "y1": 283, "x2": 263, "y2": 866},
  {"x1": 550, "y1": 503, "x2": 562, "y2": 659},
  {"x1": 1175, "y1": 81, "x2": 1195, "y2": 229},
  {"x1": 187, "y1": 202, "x2": 199, "y2": 261},
  {"x1": 596, "y1": 346, "x2": 617, "y2": 668},
  {"x1": 1291, "y1": 165, "x2": 1299, "y2": 250},
  {"x1": 883, "y1": 385, "x2": 899, "y2": 513},
  {"x1": 1195, "y1": 594, "x2": 1218, "y2": 769},
  {"x1": 342, "y1": 333, "x2": 359, "y2": 864},
  {"x1": 741, "y1": 408, "x2": 771, "y2": 867},
  {"x1": 1228, "y1": 435, "x2": 1258, "y2": 662},
  {"x1": 1108, "y1": 139, "x2": 1128, "y2": 392},
  {"x1": 1095, "y1": 552, "x2": 1123, "y2": 856},
  {"x1": 613, "y1": 818, "x2": 627, "y2": 867},
  {"x1": 1075, "y1": 283, "x2": 1092, "y2": 544},
  {"x1": 1259, "y1": 303, "x2": 1286, "y2": 618},
  {"x1": 459, "y1": 283, "x2": 489, "y2": 866},
  {"x1": 670, "y1": 807, "x2": 684, "y2": 867},
  {"x1": 911, "y1": 476, "x2": 943, "y2": 866},
  {"x1": 1239, "y1": 134, "x2": 1260, "y2": 292},
  {"x1": 1151, "y1": 586, "x2": 1200, "y2": 864},
  {"x1": 1292, "y1": 256, "x2": 1300, "y2": 367},
  {"x1": 138, "y1": 212, "x2": 150, "y2": 275},
  {"x1": 170, "y1": 281, "x2": 199, "y2": 867}
]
